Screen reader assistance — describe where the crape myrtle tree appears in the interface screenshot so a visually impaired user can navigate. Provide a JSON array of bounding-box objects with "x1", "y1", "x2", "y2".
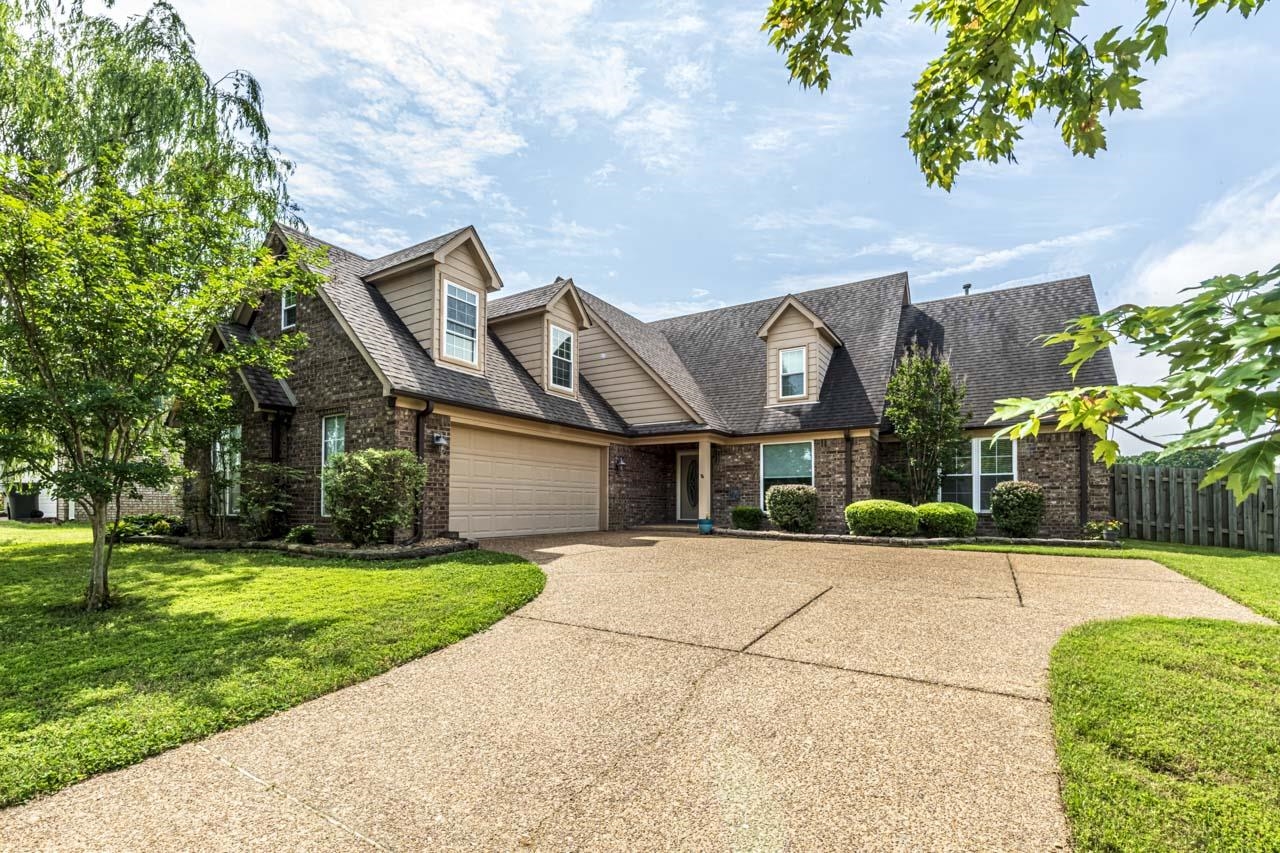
[
  {"x1": 882, "y1": 342, "x2": 968, "y2": 505},
  {"x1": 0, "y1": 0, "x2": 322, "y2": 610},
  {"x1": 765, "y1": 0, "x2": 1279, "y2": 500}
]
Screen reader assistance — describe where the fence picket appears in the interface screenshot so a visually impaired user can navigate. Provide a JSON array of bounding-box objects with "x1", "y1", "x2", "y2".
[{"x1": 1112, "y1": 465, "x2": 1277, "y2": 554}]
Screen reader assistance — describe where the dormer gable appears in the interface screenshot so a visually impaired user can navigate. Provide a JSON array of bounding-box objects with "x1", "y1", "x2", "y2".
[
  {"x1": 757, "y1": 295, "x2": 842, "y2": 406},
  {"x1": 364, "y1": 226, "x2": 502, "y2": 375},
  {"x1": 489, "y1": 277, "x2": 592, "y2": 399}
]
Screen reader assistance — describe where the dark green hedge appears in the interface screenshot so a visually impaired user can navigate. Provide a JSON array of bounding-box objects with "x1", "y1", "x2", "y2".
[
  {"x1": 916, "y1": 501, "x2": 978, "y2": 537},
  {"x1": 765, "y1": 485, "x2": 818, "y2": 533},
  {"x1": 731, "y1": 505, "x2": 766, "y2": 530},
  {"x1": 991, "y1": 480, "x2": 1045, "y2": 537},
  {"x1": 844, "y1": 499, "x2": 918, "y2": 537}
]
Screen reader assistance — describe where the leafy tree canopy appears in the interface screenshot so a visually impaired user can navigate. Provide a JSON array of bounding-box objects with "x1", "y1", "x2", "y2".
[
  {"x1": 765, "y1": 0, "x2": 1278, "y2": 500},
  {"x1": 882, "y1": 341, "x2": 968, "y2": 505},
  {"x1": 0, "y1": 0, "x2": 322, "y2": 609}
]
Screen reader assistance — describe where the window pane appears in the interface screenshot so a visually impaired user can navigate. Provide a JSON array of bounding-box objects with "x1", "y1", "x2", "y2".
[
  {"x1": 780, "y1": 348, "x2": 804, "y2": 375},
  {"x1": 942, "y1": 443, "x2": 972, "y2": 475},
  {"x1": 781, "y1": 372, "x2": 805, "y2": 397},
  {"x1": 762, "y1": 442, "x2": 813, "y2": 481},
  {"x1": 445, "y1": 328, "x2": 476, "y2": 362},
  {"x1": 940, "y1": 475, "x2": 972, "y2": 507},
  {"x1": 979, "y1": 474, "x2": 1013, "y2": 512},
  {"x1": 980, "y1": 438, "x2": 1014, "y2": 474}
]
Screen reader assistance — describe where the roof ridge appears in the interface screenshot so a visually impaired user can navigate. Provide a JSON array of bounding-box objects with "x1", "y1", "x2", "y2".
[
  {"x1": 648, "y1": 272, "x2": 910, "y2": 326},
  {"x1": 915, "y1": 274, "x2": 1093, "y2": 307},
  {"x1": 365, "y1": 225, "x2": 469, "y2": 268}
]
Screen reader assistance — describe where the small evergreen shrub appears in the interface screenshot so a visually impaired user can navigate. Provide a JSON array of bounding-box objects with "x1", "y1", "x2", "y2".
[
  {"x1": 120, "y1": 513, "x2": 188, "y2": 536},
  {"x1": 239, "y1": 463, "x2": 305, "y2": 540},
  {"x1": 731, "y1": 505, "x2": 765, "y2": 530},
  {"x1": 916, "y1": 501, "x2": 978, "y2": 537},
  {"x1": 844, "y1": 499, "x2": 919, "y2": 537},
  {"x1": 284, "y1": 524, "x2": 316, "y2": 545},
  {"x1": 765, "y1": 485, "x2": 818, "y2": 533},
  {"x1": 990, "y1": 481, "x2": 1045, "y2": 538},
  {"x1": 322, "y1": 449, "x2": 429, "y2": 546}
]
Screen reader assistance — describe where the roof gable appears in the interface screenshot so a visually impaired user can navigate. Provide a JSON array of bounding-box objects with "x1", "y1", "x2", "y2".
[
  {"x1": 489, "y1": 277, "x2": 592, "y2": 329},
  {"x1": 756, "y1": 295, "x2": 843, "y2": 347},
  {"x1": 362, "y1": 225, "x2": 502, "y2": 291}
]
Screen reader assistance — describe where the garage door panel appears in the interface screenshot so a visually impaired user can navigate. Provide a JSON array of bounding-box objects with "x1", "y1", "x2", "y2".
[{"x1": 450, "y1": 426, "x2": 602, "y2": 539}]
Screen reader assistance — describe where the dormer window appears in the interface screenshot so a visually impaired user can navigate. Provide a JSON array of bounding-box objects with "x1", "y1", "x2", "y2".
[
  {"x1": 281, "y1": 290, "x2": 297, "y2": 330},
  {"x1": 444, "y1": 281, "x2": 479, "y2": 364},
  {"x1": 779, "y1": 346, "x2": 806, "y2": 399},
  {"x1": 549, "y1": 324, "x2": 575, "y2": 392}
]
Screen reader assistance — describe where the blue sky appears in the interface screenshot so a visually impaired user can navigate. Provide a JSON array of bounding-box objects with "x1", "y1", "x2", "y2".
[{"x1": 123, "y1": 1, "x2": 1280, "y2": 449}]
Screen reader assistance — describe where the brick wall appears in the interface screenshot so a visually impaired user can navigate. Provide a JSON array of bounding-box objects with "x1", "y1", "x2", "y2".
[
  {"x1": 608, "y1": 443, "x2": 676, "y2": 528},
  {"x1": 58, "y1": 487, "x2": 180, "y2": 522},
  {"x1": 419, "y1": 413, "x2": 451, "y2": 535},
  {"x1": 879, "y1": 432, "x2": 1109, "y2": 538},
  {"x1": 813, "y1": 438, "x2": 846, "y2": 533},
  {"x1": 711, "y1": 443, "x2": 759, "y2": 528}
]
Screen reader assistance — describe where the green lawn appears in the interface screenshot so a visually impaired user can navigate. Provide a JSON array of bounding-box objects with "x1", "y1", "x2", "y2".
[
  {"x1": 947, "y1": 540, "x2": 1280, "y2": 851},
  {"x1": 0, "y1": 522, "x2": 544, "y2": 806}
]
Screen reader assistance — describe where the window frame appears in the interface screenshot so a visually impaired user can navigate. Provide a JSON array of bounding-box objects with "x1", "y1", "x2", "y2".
[
  {"x1": 938, "y1": 437, "x2": 1018, "y2": 514},
  {"x1": 281, "y1": 289, "x2": 297, "y2": 330},
  {"x1": 442, "y1": 279, "x2": 480, "y2": 366},
  {"x1": 759, "y1": 439, "x2": 815, "y2": 509},
  {"x1": 778, "y1": 346, "x2": 807, "y2": 400},
  {"x1": 548, "y1": 323, "x2": 575, "y2": 393},
  {"x1": 211, "y1": 425, "x2": 242, "y2": 517},
  {"x1": 320, "y1": 414, "x2": 346, "y2": 517}
]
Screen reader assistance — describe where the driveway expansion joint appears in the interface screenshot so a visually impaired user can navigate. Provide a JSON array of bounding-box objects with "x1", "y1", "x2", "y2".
[
  {"x1": 1007, "y1": 555, "x2": 1025, "y2": 607},
  {"x1": 195, "y1": 745, "x2": 394, "y2": 851},
  {"x1": 739, "y1": 585, "x2": 834, "y2": 653}
]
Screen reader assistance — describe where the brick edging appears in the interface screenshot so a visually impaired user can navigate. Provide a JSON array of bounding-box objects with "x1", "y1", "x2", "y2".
[
  {"x1": 120, "y1": 535, "x2": 479, "y2": 560},
  {"x1": 712, "y1": 527, "x2": 1122, "y2": 549}
]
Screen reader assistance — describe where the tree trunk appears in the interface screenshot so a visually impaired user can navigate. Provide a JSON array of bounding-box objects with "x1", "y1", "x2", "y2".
[{"x1": 86, "y1": 503, "x2": 111, "y2": 611}]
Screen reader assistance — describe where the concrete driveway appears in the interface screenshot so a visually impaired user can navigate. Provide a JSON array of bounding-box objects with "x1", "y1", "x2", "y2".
[{"x1": 3, "y1": 532, "x2": 1267, "y2": 852}]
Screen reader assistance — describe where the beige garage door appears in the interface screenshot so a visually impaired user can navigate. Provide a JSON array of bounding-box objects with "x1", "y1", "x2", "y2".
[{"x1": 450, "y1": 426, "x2": 603, "y2": 539}]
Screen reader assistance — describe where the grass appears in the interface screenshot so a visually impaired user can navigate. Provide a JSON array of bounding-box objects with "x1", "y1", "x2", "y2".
[
  {"x1": 946, "y1": 539, "x2": 1280, "y2": 851},
  {"x1": 0, "y1": 521, "x2": 544, "y2": 806}
]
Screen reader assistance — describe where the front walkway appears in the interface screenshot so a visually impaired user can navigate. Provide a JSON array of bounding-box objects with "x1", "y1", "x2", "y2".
[{"x1": 2, "y1": 533, "x2": 1266, "y2": 851}]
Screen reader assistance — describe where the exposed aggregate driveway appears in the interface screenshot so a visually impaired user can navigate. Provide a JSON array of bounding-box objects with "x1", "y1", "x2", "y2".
[{"x1": 3, "y1": 532, "x2": 1267, "y2": 852}]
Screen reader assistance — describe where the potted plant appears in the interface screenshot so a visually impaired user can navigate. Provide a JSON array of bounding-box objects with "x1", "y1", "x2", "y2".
[
  {"x1": 1083, "y1": 519, "x2": 1123, "y2": 541},
  {"x1": 698, "y1": 517, "x2": 714, "y2": 535}
]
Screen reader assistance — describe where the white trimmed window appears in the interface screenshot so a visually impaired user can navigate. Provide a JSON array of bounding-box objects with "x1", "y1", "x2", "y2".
[
  {"x1": 940, "y1": 438, "x2": 1017, "y2": 513},
  {"x1": 281, "y1": 290, "x2": 297, "y2": 330},
  {"x1": 779, "y1": 346, "x2": 806, "y2": 399},
  {"x1": 320, "y1": 414, "x2": 346, "y2": 517},
  {"x1": 760, "y1": 441, "x2": 814, "y2": 506},
  {"x1": 444, "y1": 281, "x2": 479, "y2": 364},
  {"x1": 549, "y1": 324, "x2": 574, "y2": 392},
  {"x1": 212, "y1": 425, "x2": 242, "y2": 516}
]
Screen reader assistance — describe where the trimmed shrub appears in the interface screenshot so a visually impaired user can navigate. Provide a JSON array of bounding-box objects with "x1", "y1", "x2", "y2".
[
  {"x1": 916, "y1": 501, "x2": 978, "y2": 537},
  {"x1": 731, "y1": 505, "x2": 765, "y2": 530},
  {"x1": 322, "y1": 449, "x2": 429, "y2": 546},
  {"x1": 121, "y1": 513, "x2": 188, "y2": 536},
  {"x1": 238, "y1": 463, "x2": 305, "y2": 540},
  {"x1": 844, "y1": 499, "x2": 919, "y2": 537},
  {"x1": 765, "y1": 485, "x2": 818, "y2": 533},
  {"x1": 990, "y1": 480, "x2": 1045, "y2": 538},
  {"x1": 284, "y1": 524, "x2": 316, "y2": 545}
]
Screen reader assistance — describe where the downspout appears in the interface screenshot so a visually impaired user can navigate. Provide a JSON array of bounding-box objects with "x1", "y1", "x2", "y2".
[
  {"x1": 412, "y1": 402, "x2": 431, "y2": 541},
  {"x1": 843, "y1": 430, "x2": 854, "y2": 507},
  {"x1": 1078, "y1": 432, "x2": 1090, "y2": 528}
]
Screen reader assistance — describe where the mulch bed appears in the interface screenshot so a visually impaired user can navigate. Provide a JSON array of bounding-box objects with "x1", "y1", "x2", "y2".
[
  {"x1": 713, "y1": 527, "x2": 1121, "y2": 549},
  {"x1": 120, "y1": 535, "x2": 478, "y2": 560}
]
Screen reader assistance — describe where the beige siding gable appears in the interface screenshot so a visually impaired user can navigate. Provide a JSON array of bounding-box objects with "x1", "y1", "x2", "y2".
[
  {"x1": 436, "y1": 243, "x2": 489, "y2": 374},
  {"x1": 375, "y1": 267, "x2": 435, "y2": 350},
  {"x1": 579, "y1": 326, "x2": 689, "y2": 424},
  {"x1": 495, "y1": 314, "x2": 544, "y2": 386},
  {"x1": 764, "y1": 304, "x2": 838, "y2": 406}
]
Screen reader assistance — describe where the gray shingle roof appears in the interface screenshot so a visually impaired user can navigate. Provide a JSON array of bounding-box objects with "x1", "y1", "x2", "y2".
[
  {"x1": 216, "y1": 323, "x2": 297, "y2": 410},
  {"x1": 895, "y1": 276, "x2": 1118, "y2": 428},
  {"x1": 650, "y1": 274, "x2": 911, "y2": 434},
  {"x1": 275, "y1": 225, "x2": 1112, "y2": 439},
  {"x1": 362, "y1": 226, "x2": 469, "y2": 277},
  {"x1": 276, "y1": 226, "x2": 627, "y2": 434},
  {"x1": 488, "y1": 280, "x2": 567, "y2": 320}
]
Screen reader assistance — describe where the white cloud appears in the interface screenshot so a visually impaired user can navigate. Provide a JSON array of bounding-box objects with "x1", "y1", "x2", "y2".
[
  {"x1": 857, "y1": 225, "x2": 1127, "y2": 284},
  {"x1": 744, "y1": 127, "x2": 793, "y2": 152},
  {"x1": 615, "y1": 101, "x2": 697, "y2": 173},
  {"x1": 588, "y1": 162, "x2": 618, "y2": 186},
  {"x1": 1136, "y1": 42, "x2": 1280, "y2": 120},
  {"x1": 490, "y1": 214, "x2": 620, "y2": 257},
  {"x1": 664, "y1": 60, "x2": 713, "y2": 98},
  {"x1": 1127, "y1": 165, "x2": 1280, "y2": 305},
  {"x1": 312, "y1": 221, "x2": 413, "y2": 258},
  {"x1": 743, "y1": 205, "x2": 881, "y2": 232}
]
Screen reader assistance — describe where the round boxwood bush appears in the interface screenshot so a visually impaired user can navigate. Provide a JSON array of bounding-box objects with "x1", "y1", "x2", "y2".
[
  {"x1": 844, "y1": 499, "x2": 918, "y2": 537},
  {"x1": 990, "y1": 480, "x2": 1045, "y2": 538},
  {"x1": 916, "y1": 502, "x2": 978, "y2": 537},
  {"x1": 765, "y1": 485, "x2": 818, "y2": 533},
  {"x1": 731, "y1": 505, "x2": 765, "y2": 530}
]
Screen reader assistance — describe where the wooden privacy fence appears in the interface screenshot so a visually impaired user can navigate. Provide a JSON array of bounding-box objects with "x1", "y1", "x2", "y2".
[{"x1": 1113, "y1": 464, "x2": 1280, "y2": 553}]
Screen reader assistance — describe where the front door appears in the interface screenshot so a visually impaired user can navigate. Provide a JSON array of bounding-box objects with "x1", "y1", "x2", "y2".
[{"x1": 676, "y1": 451, "x2": 699, "y2": 521}]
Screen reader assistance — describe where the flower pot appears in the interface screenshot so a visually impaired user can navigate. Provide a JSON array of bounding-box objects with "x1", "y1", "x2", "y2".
[
  {"x1": 1103, "y1": 529, "x2": 1119, "y2": 542},
  {"x1": 697, "y1": 518, "x2": 714, "y2": 535}
]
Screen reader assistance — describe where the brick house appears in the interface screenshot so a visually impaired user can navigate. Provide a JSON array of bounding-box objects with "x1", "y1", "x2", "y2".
[{"x1": 192, "y1": 223, "x2": 1116, "y2": 540}]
